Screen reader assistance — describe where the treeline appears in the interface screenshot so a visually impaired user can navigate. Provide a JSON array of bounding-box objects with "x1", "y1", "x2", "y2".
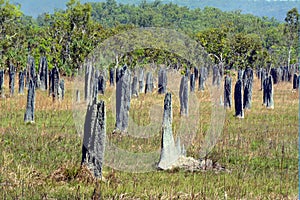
[
  {"x1": 168, "y1": 0, "x2": 300, "y2": 22},
  {"x1": 0, "y1": 0, "x2": 299, "y2": 75}
]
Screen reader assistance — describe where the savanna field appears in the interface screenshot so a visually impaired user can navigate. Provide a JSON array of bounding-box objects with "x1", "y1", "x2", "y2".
[
  {"x1": 1, "y1": 0, "x2": 300, "y2": 199},
  {"x1": 0, "y1": 72, "x2": 298, "y2": 199}
]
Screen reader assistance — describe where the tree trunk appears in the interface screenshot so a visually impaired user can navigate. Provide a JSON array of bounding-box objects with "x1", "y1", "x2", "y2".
[{"x1": 288, "y1": 47, "x2": 291, "y2": 69}]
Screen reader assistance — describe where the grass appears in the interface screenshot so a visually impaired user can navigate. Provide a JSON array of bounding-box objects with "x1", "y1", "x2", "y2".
[{"x1": 0, "y1": 75, "x2": 298, "y2": 199}]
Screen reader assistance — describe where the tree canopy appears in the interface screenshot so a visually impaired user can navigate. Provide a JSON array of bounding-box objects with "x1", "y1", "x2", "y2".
[{"x1": 0, "y1": 0, "x2": 299, "y2": 74}]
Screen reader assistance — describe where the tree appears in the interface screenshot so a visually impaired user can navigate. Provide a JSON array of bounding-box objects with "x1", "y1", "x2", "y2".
[
  {"x1": 284, "y1": 8, "x2": 299, "y2": 68},
  {"x1": 195, "y1": 27, "x2": 229, "y2": 64},
  {"x1": 227, "y1": 33, "x2": 263, "y2": 69},
  {"x1": 0, "y1": 0, "x2": 23, "y2": 69}
]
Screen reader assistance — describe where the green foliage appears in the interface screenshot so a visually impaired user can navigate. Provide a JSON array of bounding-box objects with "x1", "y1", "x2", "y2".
[
  {"x1": 195, "y1": 27, "x2": 229, "y2": 64},
  {"x1": 0, "y1": 0, "x2": 298, "y2": 72},
  {"x1": 0, "y1": 0, "x2": 24, "y2": 69},
  {"x1": 284, "y1": 8, "x2": 299, "y2": 67},
  {"x1": 87, "y1": 1, "x2": 297, "y2": 69},
  {"x1": 284, "y1": 8, "x2": 299, "y2": 46}
]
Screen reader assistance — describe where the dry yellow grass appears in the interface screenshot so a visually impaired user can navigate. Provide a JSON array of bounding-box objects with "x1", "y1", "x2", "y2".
[{"x1": 0, "y1": 73, "x2": 298, "y2": 199}]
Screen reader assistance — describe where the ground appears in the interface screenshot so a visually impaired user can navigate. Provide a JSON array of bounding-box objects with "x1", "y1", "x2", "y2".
[{"x1": 0, "y1": 74, "x2": 298, "y2": 199}]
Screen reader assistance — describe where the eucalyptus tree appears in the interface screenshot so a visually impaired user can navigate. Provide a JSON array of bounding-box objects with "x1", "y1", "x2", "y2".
[{"x1": 284, "y1": 8, "x2": 299, "y2": 68}]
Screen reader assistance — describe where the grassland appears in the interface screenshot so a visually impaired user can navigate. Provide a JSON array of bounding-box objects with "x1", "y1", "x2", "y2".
[{"x1": 0, "y1": 74, "x2": 298, "y2": 199}]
